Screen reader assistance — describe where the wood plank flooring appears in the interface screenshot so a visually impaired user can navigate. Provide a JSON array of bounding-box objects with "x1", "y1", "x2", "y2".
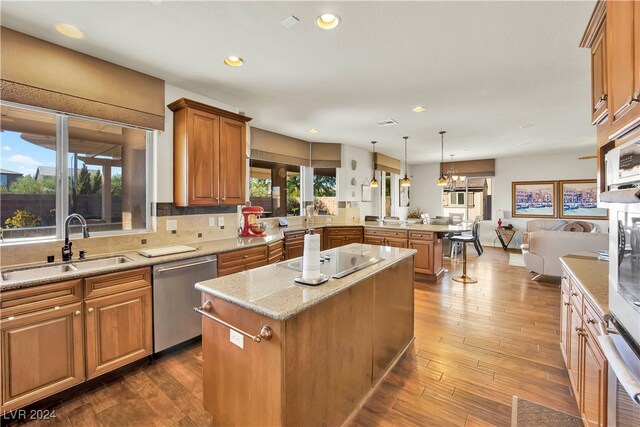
[{"x1": 6, "y1": 247, "x2": 577, "y2": 426}]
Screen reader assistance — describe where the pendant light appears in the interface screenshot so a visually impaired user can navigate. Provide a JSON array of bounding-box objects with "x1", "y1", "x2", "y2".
[
  {"x1": 400, "y1": 136, "x2": 411, "y2": 187},
  {"x1": 437, "y1": 131, "x2": 447, "y2": 186},
  {"x1": 369, "y1": 141, "x2": 379, "y2": 188}
]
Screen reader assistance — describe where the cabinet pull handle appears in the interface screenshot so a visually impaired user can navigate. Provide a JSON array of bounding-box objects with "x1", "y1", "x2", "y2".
[
  {"x1": 571, "y1": 292, "x2": 578, "y2": 297},
  {"x1": 599, "y1": 94, "x2": 607, "y2": 102},
  {"x1": 587, "y1": 318, "x2": 597, "y2": 324},
  {"x1": 75, "y1": 310, "x2": 81, "y2": 316},
  {"x1": 627, "y1": 95, "x2": 639, "y2": 105},
  {"x1": 562, "y1": 276, "x2": 567, "y2": 280},
  {"x1": 88, "y1": 307, "x2": 94, "y2": 312},
  {"x1": 243, "y1": 254, "x2": 249, "y2": 258},
  {"x1": 194, "y1": 300, "x2": 273, "y2": 343},
  {"x1": 564, "y1": 302, "x2": 571, "y2": 306},
  {"x1": 574, "y1": 326, "x2": 583, "y2": 332}
]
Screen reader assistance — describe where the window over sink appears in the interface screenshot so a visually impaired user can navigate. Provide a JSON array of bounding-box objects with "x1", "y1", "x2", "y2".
[{"x1": 0, "y1": 102, "x2": 152, "y2": 242}]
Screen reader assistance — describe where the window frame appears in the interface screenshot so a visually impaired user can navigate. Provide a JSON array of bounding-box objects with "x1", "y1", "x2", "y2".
[{"x1": 1, "y1": 101, "x2": 154, "y2": 244}]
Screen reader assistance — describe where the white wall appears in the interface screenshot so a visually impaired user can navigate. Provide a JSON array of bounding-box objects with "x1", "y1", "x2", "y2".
[
  {"x1": 155, "y1": 84, "x2": 238, "y2": 203},
  {"x1": 339, "y1": 144, "x2": 378, "y2": 219},
  {"x1": 410, "y1": 147, "x2": 608, "y2": 248}
]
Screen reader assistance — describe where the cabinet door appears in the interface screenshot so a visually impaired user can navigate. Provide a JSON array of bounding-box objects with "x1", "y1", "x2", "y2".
[
  {"x1": 385, "y1": 237, "x2": 408, "y2": 249},
  {"x1": 560, "y1": 285, "x2": 571, "y2": 362},
  {"x1": 187, "y1": 108, "x2": 220, "y2": 206},
  {"x1": 1, "y1": 303, "x2": 84, "y2": 411},
  {"x1": 344, "y1": 236, "x2": 363, "y2": 245},
  {"x1": 364, "y1": 236, "x2": 385, "y2": 246},
  {"x1": 582, "y1": 331, "x2": 607, "y2": 427},
  {"x1": 285, "y1": 241, "x2": 304, "y2": 260},
  {"x1": 219, "y1": 117, "x2": 246, "y2": 205},
  {"x1": 608, "y1": 0, "x2": 638, "y2": 128},
  {"x1": 85, "y1": 287, "x2": 152, "y2": 379},
  {"x1": 568, "y1": 304, "x2": 582, "y2": 405},
  {"x1": 326, "y1": 236, "x2": 345, "y2": 249},
  {"x1": 409, "y1": 240, "x2": 433, "y2": 274},
  {"x1": 591, "y1": 23, "x2": 608, "y2": 124}
]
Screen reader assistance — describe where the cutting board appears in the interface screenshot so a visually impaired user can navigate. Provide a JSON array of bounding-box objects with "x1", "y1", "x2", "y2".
[{"x1": 137, "y1": 245, "x2": 197, "y2": 258}]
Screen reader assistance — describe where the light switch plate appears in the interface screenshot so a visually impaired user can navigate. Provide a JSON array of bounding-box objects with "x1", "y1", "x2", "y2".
[
  {"x1": 230, "y1": 329, "x2": 244, "y2": 349},
  {"x1": 218, "y1": 217, "x2": 224, "y2": 227},
  {"x1": 166, "y1": 220, "x2": 177, "y2": 231},
  {"x1": 208, "y1": 217, "x2": 216, "y2": 227}
]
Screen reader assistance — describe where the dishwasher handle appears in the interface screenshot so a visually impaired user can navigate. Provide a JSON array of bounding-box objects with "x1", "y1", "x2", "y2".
[{"x1": 155, "y1": 258, "x2": 216, "y2": 274}]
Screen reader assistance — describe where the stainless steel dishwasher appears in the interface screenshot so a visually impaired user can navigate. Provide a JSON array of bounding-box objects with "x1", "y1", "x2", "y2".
[{"x1": 152, "y1": 255, "x2": 217, "y2": 353}]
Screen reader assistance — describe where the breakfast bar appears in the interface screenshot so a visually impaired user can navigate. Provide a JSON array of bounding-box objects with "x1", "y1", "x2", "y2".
[{"x1": 195, "y1": 244, "x2": 416, "y2": 426}]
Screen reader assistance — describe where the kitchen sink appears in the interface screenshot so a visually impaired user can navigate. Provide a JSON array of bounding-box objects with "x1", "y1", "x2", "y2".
[
  {"x1": 72, "y1": 256, "x2": 133, "y2": 270},
  {"x1": 1, "y1": 264, "x2": 78, "y2": 282},
  {"x1": 1, "y1": 255, "x2": 134, "y2": 283}
]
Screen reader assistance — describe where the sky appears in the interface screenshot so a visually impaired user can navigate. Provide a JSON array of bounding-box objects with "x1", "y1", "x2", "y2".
[{"x1": 1, "y1": 130, "x2": 122, "y2": 178}]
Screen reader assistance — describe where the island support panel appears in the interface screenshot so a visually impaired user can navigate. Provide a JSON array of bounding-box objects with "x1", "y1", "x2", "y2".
[{"x1": 200, "y1": 256, "x2": 414, "y2": 426}]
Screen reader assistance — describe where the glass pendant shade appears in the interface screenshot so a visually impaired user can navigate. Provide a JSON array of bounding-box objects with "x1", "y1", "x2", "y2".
[
  {"x1": 437, "y1": 175, "x2": 447, "y2": 186},
  {"x1": 370, "y1": 175, "x2": 379, "y2": 187}
]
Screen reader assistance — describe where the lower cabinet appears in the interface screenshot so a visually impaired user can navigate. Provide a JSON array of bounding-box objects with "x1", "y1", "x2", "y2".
[
  {"x1": 324, "y1": 227, "x2": 364, "y2": 249},
  {"x1": 218, "y1": 246, "x2": 269, "y2": 276},
  {"x1": 85, "y1": 286, "x2": 152, "y2": 379},
  {"x1": 284, "y1": 231, "x2": 305, "y2": 260},
  {"x1": 408, "y1": 232, "x2": 441, "y2": 276},
  {"x1": 267, "y1": 240, "x2": 285, "y2": 264},
  {"x1": 0, "y1": 267, "x2": 153, "y2": 411},
  {"x1": 0, "y1": 302, "x2": 84, "y2": 412},
  {"x1": 561, "y1": 265, "x2": 608, "y2": 427}
]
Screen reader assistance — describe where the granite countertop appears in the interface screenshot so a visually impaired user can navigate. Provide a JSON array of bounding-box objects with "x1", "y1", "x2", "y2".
[
  {"x1": 560, "y1": 253, "x2": 609, "y2": 316},
  {"x1": 195, "y1": 244, "x2": 416, "y2": 320},
  {"x1": 0, "y1": 221, "x2": 461, "y2": 291}
]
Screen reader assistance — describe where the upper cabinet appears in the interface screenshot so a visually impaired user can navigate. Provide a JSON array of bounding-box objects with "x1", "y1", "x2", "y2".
[
  {"x1": 168, "y1": 98, "x2": 251, "y2": 207},
  {"x1": 591, "y1": 22, "x2": 608, "y2": 125}
]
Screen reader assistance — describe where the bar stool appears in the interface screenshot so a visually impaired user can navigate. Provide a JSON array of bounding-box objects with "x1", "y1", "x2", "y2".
[{"x1": 449, "y1": 221, "x2": 481, "y2": 284}]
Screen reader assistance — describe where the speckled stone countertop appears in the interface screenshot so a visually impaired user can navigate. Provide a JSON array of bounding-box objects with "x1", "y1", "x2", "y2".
[
  {"x1": 0, "y1": 221, "x2": 460, "y2": 291},
  {"x1": 195, "y1": 244, "x2": 416, "y2": 320},
  {"x1": 560, "y1": 253, "x2": 609, "y2": 316}
]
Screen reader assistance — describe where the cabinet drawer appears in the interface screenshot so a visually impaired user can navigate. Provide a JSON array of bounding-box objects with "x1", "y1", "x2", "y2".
[
  {"x1": 569, "y1": 280, "x2": 583, "y2": 312},
  {"x1": 409, "y1": 231, "x2": 435, "y2": 241},
  {"x1": 1, "y1": 280, "x2": 82, "y2": 318},
  {"x1": 84, "y1": 267, "x2": 151, "y2": 300},
  {"x1": 218, "y1": 246, "x2": 268, "y2": 268},
  {"x1": 365, "y1": 228, "x2": 408, "y2": 239},
  {"x1": 326, "y1": 227, "x2": 362, "y2": 236},
  {"x1": 284, "y1": 231, "x2": 306, "y2": 242},
  {"x1": 584, "y1": 298, "x2": 605, "y2": 340}
]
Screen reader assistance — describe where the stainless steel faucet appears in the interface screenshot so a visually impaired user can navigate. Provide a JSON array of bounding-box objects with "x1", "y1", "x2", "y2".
[{"x1": 62, "y1": 214, "x2": 90, "y2": 261}]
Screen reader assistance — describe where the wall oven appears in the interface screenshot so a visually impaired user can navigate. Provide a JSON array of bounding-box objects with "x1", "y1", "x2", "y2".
[{"x1": 601, "y1": 136, "x2": 640, "y2": 422}]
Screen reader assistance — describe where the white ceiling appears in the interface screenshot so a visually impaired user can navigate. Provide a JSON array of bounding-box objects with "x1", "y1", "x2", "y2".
[{"x1": 1, "y1": 0, "x2": 597, "y2": 164}]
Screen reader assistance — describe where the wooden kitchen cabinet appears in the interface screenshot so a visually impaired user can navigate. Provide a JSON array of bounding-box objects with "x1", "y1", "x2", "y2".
[
  {"x1": 560, "y1": 264, "x2": 608, "y2": 427},
  {"x1": 168, "y1": 98, "x2": 251, "y2": 207},
  {"x1": 591, "y1": 22, "x2": 608, "y2": 124},
  {"x1": 1, "y1": 302, "x2": 84, "y2": 412},
  {"x1": 364, "y1": 228, "x2": 408, "y2": 248},
  {"x1": 218, "y1": 245, "x2": 269, "y2": 276},
  {"x1": 325, "y1": 227, "x2": 364, "y2": 249},
  {"x1": 84, "y1": 269, "x2": 152, "y2": 380},
  {"x1": 284, "y1": 230, "x2": 305, "y2": 260},
  {"x1": 268, "y1": 240, "x2": 285, "y2": 264}
]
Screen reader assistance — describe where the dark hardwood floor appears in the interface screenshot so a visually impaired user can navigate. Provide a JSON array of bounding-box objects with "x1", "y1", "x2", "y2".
[{"x1": 7, "y1": 247, "x2": 577, "y2": 426}]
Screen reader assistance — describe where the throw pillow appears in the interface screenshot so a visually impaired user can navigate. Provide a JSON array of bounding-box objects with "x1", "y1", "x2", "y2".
[
  {"x1": 549, "y1": 220, "x2": 567, "y2": 231},
  {"x1": 574, "y1": 221, "x2": 593, "y2": 232},
  {"x1": 564, "y1": 222, "x2": 584, "y2": 232}
]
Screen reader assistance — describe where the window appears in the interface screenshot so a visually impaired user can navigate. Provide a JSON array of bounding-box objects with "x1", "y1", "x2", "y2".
[
  {"x1": 248, "y1": 160, "x2": 301, "y2": 217},
  {"x1": 442, "y1": 178, "x2": 492, "y2": 221},
  {"x1": 0, "y1": 103, "x2": 151, "y2": 241},
  {"x1": 313, "y1": 168, "x2": 336, "y2": 215},
  {"x1": 385, "y1": 172, "x2": 392, "y2": 217}
]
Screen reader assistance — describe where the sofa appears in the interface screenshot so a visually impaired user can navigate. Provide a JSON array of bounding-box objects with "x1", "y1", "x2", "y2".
[
  {"x1": 520, "y1": 230, "x2": 608, "y2": 278},
  {"x1": 522, "y1": 219, "x2": 600, "y2": 244}
]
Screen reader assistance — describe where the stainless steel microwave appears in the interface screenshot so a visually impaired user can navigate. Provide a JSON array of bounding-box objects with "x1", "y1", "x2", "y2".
[{"x1": 606, "y1": 136, "x2": 640, "y2": 187}]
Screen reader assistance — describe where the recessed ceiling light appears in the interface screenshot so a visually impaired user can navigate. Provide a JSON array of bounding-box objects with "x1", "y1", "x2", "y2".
[
  {"x1": 519, "y1": 124, "x2": 535, "y2": 129},
  {"x1": 309, "y1": 128, "x2": 318, "y2": 134},
  {"x1": 412, "y1": 106, "x2": 427, "y2": 113},
  {"x1": 224, "y1": 56, "x2": 244, "y2": 67},
  {"x1": 316, "y1": 13, "x2": 341, "y2": 30},
  {"x1": 55, "y1": 23, "x2": 85, "y2": 39}
]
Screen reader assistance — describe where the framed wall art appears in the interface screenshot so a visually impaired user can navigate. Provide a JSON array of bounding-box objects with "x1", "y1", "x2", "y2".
[
  {"x1": 559, "y1": 179, "x2": 607, "y2": 220},
  {"x1": 361, "y1": 184, "x2": 372, "y2": 202},
  {"x1": 399, "y1": 182, "x2": 410, "y2": 207},
  {"x1": 512, "y1": 181, "x2": 557, "y2": 218}
]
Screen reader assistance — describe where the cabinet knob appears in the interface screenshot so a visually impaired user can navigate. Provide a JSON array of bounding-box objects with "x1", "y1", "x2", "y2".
[
  {"x1": 88, "y1": 307, "x2": 94, "y2": 312},
  {"x1": 75, "y1": 310, "x2": 81, "y2": 316},
  {"x1": 243, "y1": 255, "x2": 249, "y2": 258},
  {"x1": 627, "y1": 95, "x2": 639, "y2": 105},
  {"x1": 599, "y1": 94, "x2": 607, "y2": 102},
  {"x1": 564, "y1": 302, "x2": 571, "y2": 306},
  {"x1": 571, "y1": 292, "x2": 578, "y2": 297},
  {"x1": 574, "y1": 326, "x2": 584, "y2": 332},
  {"x1": 587, "y1": 318, "x2": 597, "y2": 324}
]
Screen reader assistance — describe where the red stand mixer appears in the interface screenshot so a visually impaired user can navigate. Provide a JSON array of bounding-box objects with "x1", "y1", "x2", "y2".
[{"x1": 240, "y1": 206, "x2": 266, "y2": 237}]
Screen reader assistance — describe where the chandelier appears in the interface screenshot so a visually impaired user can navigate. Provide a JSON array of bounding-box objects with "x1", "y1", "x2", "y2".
[{"x1": 444, "y1": 154, "x2": 466, "y2": 191}]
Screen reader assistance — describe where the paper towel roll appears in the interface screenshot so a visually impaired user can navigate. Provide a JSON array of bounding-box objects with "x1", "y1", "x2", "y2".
[{"x1": 302, "y1": 230, "x2": 321, "y2": 281}]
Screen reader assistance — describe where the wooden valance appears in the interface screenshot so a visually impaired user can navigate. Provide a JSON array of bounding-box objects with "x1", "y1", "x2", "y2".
[
  {"x1": 374, "y1": 153, "x2": 401, "y2": 175},
  {"x1": 1, "y1": 27, "x2": 165, "y2": 130},
  {"x1": 439, "y1": 158, "x2": 496, "y2": 177},
  {"x1": 311, "y1": 143, "x2": 341, "y2": 168},
  {"x1": 250, "y1": 128, "x2": 342, "y2": 168}
]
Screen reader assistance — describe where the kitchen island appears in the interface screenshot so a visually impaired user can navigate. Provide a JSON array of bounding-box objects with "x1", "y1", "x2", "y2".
[{"x1": 195, "y1": 244, "x2": 416, "y2": 426}]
